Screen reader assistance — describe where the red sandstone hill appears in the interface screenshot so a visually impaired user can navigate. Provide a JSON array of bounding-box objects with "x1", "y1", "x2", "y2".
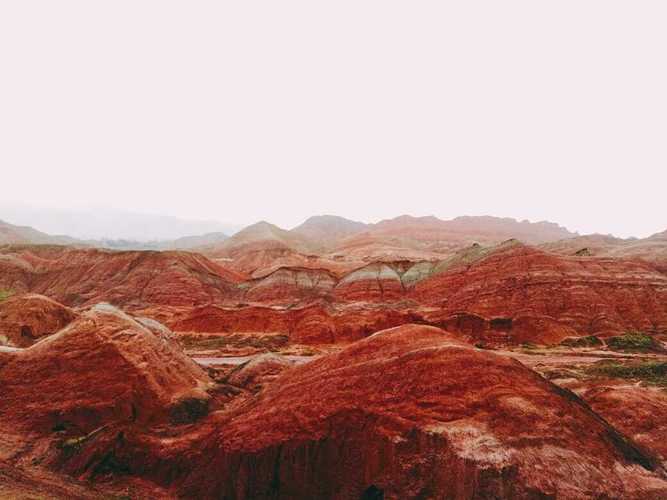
[
  {"x1": 0, "y1": 304, "x2": 212, "y2": 434},
  {"x1": 174, "y1": 325, "x2": 666, "y2": 498},
  {"x1": 0, "y1": 246, "x2": 244, "y2": 310},
  {"x1": 0, "y1": 294, "x2": 78, "y2": 347},
  {"x1": 411, "y1": 243, "x2": 667, "y2": 339}
]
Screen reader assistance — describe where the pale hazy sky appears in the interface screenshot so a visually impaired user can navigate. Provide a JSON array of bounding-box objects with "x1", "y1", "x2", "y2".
[{"x1": 1, "y1": 1, "x2": 665, "y2": 238}]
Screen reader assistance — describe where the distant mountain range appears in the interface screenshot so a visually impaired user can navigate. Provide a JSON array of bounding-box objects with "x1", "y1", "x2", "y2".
[
  {"x1": 0, "y1": 219, "x2": 229, "y2": 251},
  {"x1": 2, "y1": 214, "x2": 666, "y2": 270},
  {"x1": 0, "y1": 204, "x2": 241, "y2": 241}
]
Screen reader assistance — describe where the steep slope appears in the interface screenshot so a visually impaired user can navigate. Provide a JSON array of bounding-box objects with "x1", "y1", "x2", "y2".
[{"x1": 176, "y1": 325, "x2": 666, "y2": 498}]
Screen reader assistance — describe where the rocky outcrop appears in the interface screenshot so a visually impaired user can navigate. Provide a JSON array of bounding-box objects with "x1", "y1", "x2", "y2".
[
  {"x1": 175, "y1": 325, "x2": 666, "y2": 498},
  {"x1": 333, "y1": 262, "x2": 406, "y2": 302},
  {"x1": 0, "y1": 294, "x2": 78, "y2": 347}
]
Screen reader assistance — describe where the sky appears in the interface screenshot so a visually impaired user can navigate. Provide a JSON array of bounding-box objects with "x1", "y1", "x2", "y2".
[{"x1": 1, "y1": 1, "x2": 665, "y2": 239}]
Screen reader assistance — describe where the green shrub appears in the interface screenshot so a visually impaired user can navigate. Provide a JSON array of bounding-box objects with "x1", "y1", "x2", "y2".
[
  {"x1": 606, "y1": 331, "x2": 658, "y2": 352},
  {"x1": 560, "y1": 335, "x2": 602, "y2": 348},
  {"x1": 0, "y1": 289, "x2": 13, "y2": 303},
  {"x1": 588, "y1": 361, "x2": 667, "y2": 387}
]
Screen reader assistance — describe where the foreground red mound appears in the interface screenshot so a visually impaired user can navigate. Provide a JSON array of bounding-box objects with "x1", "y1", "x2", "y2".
[
  {"x1": 0, "y1": 304, "x2": 212, "y2": 434},
  {"x1": 0, "y1": 294, "x2": 78, "y2": 347},
  {"x1": 177, "y1": 325, "x2": 666, "y2": 499}
]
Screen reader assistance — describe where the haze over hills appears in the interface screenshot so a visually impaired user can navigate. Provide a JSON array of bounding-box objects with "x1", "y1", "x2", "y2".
[
  {"x1": 0, "y1": 204, "x2": 242, "y2": 241},
  {"x1": 0, "y1": 219, "x2": 78, "y2": 246}
]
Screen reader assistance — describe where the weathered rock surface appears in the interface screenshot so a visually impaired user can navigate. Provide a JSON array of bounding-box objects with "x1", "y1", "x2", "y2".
[
  {"x1": 175, "y1": 325, "x2": 667, "y2": 499},
  {"x1": 0, "y1": 293, "x2": 78, "y2": 347},
  {"x1": 580, "y1": 383, "x2": 667, "y2": 468}
]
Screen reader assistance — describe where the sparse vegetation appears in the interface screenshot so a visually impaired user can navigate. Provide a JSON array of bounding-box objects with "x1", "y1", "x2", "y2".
[
  {"x1": 560, "y1": 335, "x2": 602, "y2": 348},
  {"x1": 180, "y1": 333, "x2": 289, "y2": 351},
  {"x1": 606, "y1": 331, "x2": 660, "y2": 352},
  {"x1": 0, "y1": 289, "x2": 13, "y2": 303},
  {"x1": 587, "y1": 361, "x2": 667, "y2": 387}
]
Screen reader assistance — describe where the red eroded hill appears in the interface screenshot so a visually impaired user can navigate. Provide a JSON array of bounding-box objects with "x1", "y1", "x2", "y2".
[
  {"x1": 0, "y1": 294, "x2": 77, "y2": 347},
  {"x1": 0, "y1": 246, "x2": 244, "y2": 310},
  {"x1": 411, "y1": 243, "x2": 667, "y2": 339},
  {"x1": 175, "y1": 325, "x2": 666, "y2": 498},
  {"x1": 0, "y1": 304, "x2": 212, "y2": 434}
]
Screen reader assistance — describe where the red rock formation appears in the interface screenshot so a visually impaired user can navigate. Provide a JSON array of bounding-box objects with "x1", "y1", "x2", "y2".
[
  {"x1": 175, "y1": 325, "x2": 666, "y2": 498},
  {"x1": 0, "y1": 246, "x2": 243, "y2": 309},
  {"x1": 333, "y1": 262, "x2": 406, "y2": 302},
  {"x1": 421, "y1": 310, "x2": 579, "y2": 346},
  {"x1": 0, "y1": 304, "x2": 212, "y2": 434},
  {"x1": 242, "y1": 267, "x2": 337, "y2": 305},
  {"x1": 0, "y1": 294, "x2": 78, "y2": 347},
  {"x1": 169, "y1": 302, "x2": 422, "y2": 345},
  {"x1": 412, "y1": 243, "x2": 667, "y2": 338}
]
